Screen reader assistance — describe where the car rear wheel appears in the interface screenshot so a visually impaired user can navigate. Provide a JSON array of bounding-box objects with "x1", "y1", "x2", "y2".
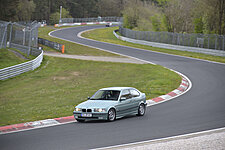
[
  {"x1": 137, "y1": 104, "x2": 145, "y2": 116},
  {"x1": 108, "y1": 109, "x2": 116, "y2": 122}
]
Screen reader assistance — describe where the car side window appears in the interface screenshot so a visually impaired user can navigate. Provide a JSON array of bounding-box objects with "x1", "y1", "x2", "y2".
[
  {"x1": 120, "y1": 90, "x2": 131, "y2": 100},
  {"x1": 130, "y1": 89, "x2": 140, "y2": 98}
]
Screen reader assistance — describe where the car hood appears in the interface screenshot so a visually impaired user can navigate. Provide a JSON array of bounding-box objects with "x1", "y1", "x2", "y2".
[{"x1": 76, "y1": 100, "x2": 118, "y2": 109}]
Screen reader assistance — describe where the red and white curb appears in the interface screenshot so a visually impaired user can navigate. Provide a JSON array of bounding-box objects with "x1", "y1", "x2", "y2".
[
  {"x1": 0, "y1": 116, "x2": 76, "y2": 134},
  {"x1": 55, "y1": 22, "x2": 119, "y2": 27},
  {"x1": 0, "y1": 72, "x2": 191, "y2": 135},
  {"x1": 0, "y1": 27, "x2": 192, "y2": 135},
  {"x1": 147, "y1": 70, "x2": 191, "y2": 106}
]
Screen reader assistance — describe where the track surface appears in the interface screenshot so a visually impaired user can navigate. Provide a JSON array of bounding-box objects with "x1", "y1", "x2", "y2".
[{"x1": 1, "y1": 25, "x2": 225, "y2": 150}]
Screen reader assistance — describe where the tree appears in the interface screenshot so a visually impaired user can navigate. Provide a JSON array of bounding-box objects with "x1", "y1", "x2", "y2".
[
  {"x1": 97, "y1": 0, "x2": 124, "y2": 17},
  {"x1": 193, "y1": 0, "x2": 225, "y2": 34},
  {"x1": 164, "y1": 0, "x2": 195, "y2": 33},
  {"x1": 16, "y1": 0, "x2": 36, "y2": 21},
  {"x1": 122, "y1": 0, "x2": 168, "y2": 31},
  {"x1": 0, "y1": 0, "x2": 19, "y2": 21},
  {"x1": 32, "y1": 0, "x2": 49, "y2": 22},
  {"x1": 66, "y1": 0, "x2": 99, "y2": 18},
  {"x1": 49, "y1": 8, "x2": 72, "y2": 24},
  {"x1": 0, "y1": 0, "x2": 35, "y2": 22}
]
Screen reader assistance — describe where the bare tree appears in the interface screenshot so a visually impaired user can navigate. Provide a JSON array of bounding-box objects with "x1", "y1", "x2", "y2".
[{"x1": 164, "y1": 0, "x2": 194, "y2": 33}]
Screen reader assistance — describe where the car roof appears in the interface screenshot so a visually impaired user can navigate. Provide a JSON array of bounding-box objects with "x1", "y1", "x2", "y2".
[{"x1": 100, "y1": 87, "x2": 135, "y2": 91}]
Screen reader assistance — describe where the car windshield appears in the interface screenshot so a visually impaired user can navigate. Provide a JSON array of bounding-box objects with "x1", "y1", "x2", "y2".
[{"x1": 90, "y1": 90, "x2": 120, "y2": 101}]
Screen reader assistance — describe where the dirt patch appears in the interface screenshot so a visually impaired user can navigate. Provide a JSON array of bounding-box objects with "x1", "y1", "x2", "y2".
[
  {"x1": 53, "y1": 76, "x2": 69, "y2": 80},
  {"x1": 71, "y1": 72, "x2": 80, "y2": 76},
  {"x1": 52, "y1": 72, "x2": 80, "y2": 80}
]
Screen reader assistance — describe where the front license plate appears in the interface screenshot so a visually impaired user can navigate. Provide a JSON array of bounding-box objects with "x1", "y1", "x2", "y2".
[{"x1": 81, "y1": 113, "x2": 92, "y2": 117}]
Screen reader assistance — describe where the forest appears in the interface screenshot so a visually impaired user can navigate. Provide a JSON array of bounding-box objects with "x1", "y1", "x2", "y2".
[{"x1": 0, "y1": 0, "x2": 224, "y2": 34}]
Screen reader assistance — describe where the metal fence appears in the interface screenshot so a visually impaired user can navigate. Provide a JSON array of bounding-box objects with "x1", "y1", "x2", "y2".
[
  {"x1": 0, "y1": 21, "x2": 10, "y2": 49},
  {"x1": 119, "y1": 27, "x2": 225, "y2": 51},
  {"x1": 60, "y1": 16, "x2": 122, "y2": 24},
  {"x1": 10, "y1": 21, "x2": 40, "y2": 56},
  {"x1": 0, "y1": 20, "x2": 40, "y2": 56},
  {"x1": 0, "y1": 20, "x2": 43, "y2": 80},
  {"x1": 38, "y1": 38, "x2": 64, "y2": 52}
]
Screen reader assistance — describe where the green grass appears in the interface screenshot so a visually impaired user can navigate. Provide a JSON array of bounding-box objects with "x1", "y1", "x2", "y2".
[
  {"x1": 82, "y1": 27, "x2": 225, "y2": 63},
  {"x1": 38, "y1": 26, "x2": 120, "y2": 57},
  {"x1": 0, "y1": 56, "x2": 180, "y2": 126},
  {"x1": 10, "y1": 48, "x2": 36, "y2": 60},
  {"x1": 0, "y1": 25, "x2": 181, "y2": 126},
  {"x1": 0, "y1": 49, "x2": 27, "y2": 69}
]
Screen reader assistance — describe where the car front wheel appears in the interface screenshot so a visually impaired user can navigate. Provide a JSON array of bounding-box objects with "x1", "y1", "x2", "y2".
[
  {"x1": 137, "y1": 104, "x2": 145, "y2": 116},
  {"x1": 108, "y1": 108, "x2": 116, "y2": 122}
]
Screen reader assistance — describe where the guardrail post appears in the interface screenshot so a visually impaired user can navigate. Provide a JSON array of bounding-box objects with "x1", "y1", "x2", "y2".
[
  {"x1": 215, "y1": 34, "x2": 217, "y2": 50},
  {"x1": 8, "y1": 23, "x2": 13, "y2": 48},
  {"x1": 27, "y1": 28, "x2": 32, "y2": 57},
  {"x1": 23, "y1": 28, "x2": 26, "y2": 45},
  {"x1": 1, "y1": 23, "x2": 8, "y2": 48},
  {"x1": 3, "y1": 25, "x2": 8, "y2": 48},
  {"x1": 223, "y1": 36, "x2": 224, "y2": 51}
]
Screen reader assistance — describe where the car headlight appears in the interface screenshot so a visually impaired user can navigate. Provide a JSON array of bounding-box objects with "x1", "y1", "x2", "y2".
[
  {"x1": 94, "y1": 108, "x2": 106, "y2": 112},
  {"x1": 75, "y1": 108, "x2": 81, "y2": 112}
]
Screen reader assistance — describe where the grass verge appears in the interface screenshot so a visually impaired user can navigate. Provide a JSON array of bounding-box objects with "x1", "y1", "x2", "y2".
[
  {"x1": 82, "y1": 27, "x2": 225, "y2": 63},
  {"x1": 38, "y1": 26, "x2": 120, "y2": 57},
  {"x1": 0, "y1": 25, "x2": 181, "y2": 126},
  {"x1": 0, "y1": 56, "x2": 180, "y2": 126},
  {"x1": 0, "y1": 49, "x2": 27, "y2": 69}
]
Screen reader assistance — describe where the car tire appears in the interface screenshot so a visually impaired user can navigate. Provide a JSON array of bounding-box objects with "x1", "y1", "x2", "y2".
[
  {"x1": 108, "y1": 108, "x2": 116, "y2": 122},
  {"x1": 76, "y1": 119, "x2": 85, "y2": 123},
  {"x1": 137, "y1": 104, "x2": 145, "y2": 116}
]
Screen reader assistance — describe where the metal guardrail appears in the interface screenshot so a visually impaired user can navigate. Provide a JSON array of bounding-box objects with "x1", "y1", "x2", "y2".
[
  {"x1": 114, "y1": 30, "x2": 225, "y2": 57},
  {"x1": 119, "y1": 26, "x2": 225, "y2": 51},
  {"x1": 55, "y1": 21, "x2": 120, "y2": 28},
  {"x1": 0, "y1": 50, "x2": 43, "y2": 80},
  {"x1": 60, "y1": 17, "x2": 122, "y2": 24}
]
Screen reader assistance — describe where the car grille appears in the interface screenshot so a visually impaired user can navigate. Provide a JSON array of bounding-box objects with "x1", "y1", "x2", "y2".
[{"x1": 82, "y1": 109, "x2": 92, "y2": 112}]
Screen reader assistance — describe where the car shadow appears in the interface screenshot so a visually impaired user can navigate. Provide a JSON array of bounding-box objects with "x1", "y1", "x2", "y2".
[{"x1": 77, "y1": 114, "x2": 140, "y2": 124}]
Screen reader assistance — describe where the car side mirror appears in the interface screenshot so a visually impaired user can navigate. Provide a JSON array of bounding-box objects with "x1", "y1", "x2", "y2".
[
  {"x1": 120, "y1": 97, "x2": 126, "y2": 101},
  {"x1": 87, "y1": 96, "x2": 90, "y2": 100}
]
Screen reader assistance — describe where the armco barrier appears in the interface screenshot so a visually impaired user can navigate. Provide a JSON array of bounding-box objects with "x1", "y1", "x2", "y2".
[
  {"x1": 55, "y1": 21, "x2": 120, "y2": 27},
  {"x1": 114, "y1": 30, "x2": 225, "y2": 57},
  {"x1": 38, "y1": 38, "x2": 64, "y2": 53},
  {"x1": 60, "y1": 17, "x2": 122, "y2": 23},
  {"x1": 0, "y1": 50, "x2": 43, "y2": 80},
  {"x1": 119, "y1": 27, "x2": 225, "y2": 52}
]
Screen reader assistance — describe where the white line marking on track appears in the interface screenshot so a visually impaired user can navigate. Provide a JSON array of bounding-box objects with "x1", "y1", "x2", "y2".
[
  {"x1": 1, "y1": 26, "x2": 192, "y2": 135},
  {"x1": 49, "y1": 27, "x2": 193, "y2": 106},
  {"x1": 49, "y1": 27, "x2": 193, "y2": 107},
  {"x1": 92, "y1": 127, "x2": 225, "y2": 150},
  {"x1": 49, "y1": 27, "x2": 155, "y2": 65}
]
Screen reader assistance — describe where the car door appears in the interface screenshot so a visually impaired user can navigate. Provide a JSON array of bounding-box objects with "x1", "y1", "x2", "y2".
[
  {"x1": 116, "y1": 89, "x2": 133, "y2": 117},
  {"x1": 129, "y1": 89, "x2": 141, "y2": 112}
]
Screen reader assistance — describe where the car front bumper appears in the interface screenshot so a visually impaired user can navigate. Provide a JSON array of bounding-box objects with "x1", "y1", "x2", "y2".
[{"x1": 73, "y1": 111, "x2": 108, "y2": 121}]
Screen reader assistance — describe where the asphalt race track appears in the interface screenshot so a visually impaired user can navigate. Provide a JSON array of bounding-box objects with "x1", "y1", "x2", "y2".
[{"x1": 1, "y1": 25, "x2": 225, "y2": 150}]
